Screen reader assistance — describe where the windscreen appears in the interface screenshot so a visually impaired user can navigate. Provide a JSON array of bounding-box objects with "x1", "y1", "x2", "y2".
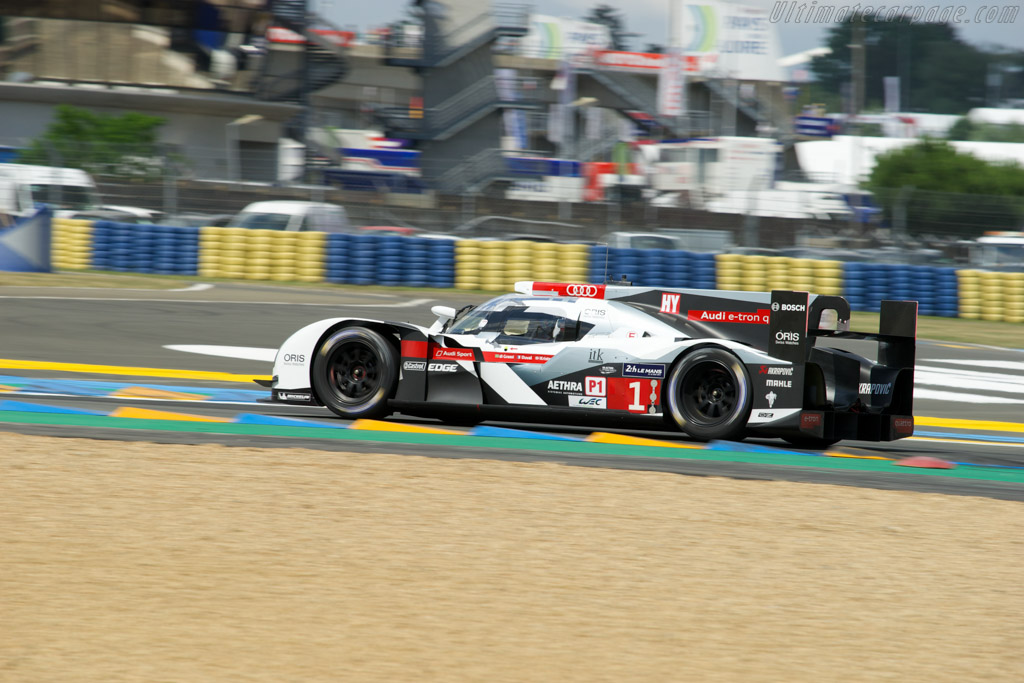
[
  {"x1": 232, "y1": 212, "x2": 292, "y2": 230},
  {"x1": 28, "y1": 184, "x2": 99, "y2": 211}
]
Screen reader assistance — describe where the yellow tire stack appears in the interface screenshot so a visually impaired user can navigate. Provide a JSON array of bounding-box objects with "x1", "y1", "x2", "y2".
[
  {"x1": 530, "y1": 241, "x2": 561, "y2": 281},
  {"x1": 1005, "y1": 272, "x2": 1024, "y2": 323},
  {"x1": 765, "y1": 256, "x2": 793, "y2": 290},
  {"x1": 478, "y1": 240, "x2": 510, "y2": 291},
  {"x1": 978, "y1": 270, "x2": 1005, "y2": 321},
  {"x1": 788, "y1": 258, "x2": 816, "y2": 292},
  {"x1": 454, "y1": 239, "x2": 482, "y2": 290},
  {"x1": 219, "y1": 227, "x2": 250, "y2": 280},
  {"x1": 243, "y1": 229, "x2": 275, "y2": 281},
  {"x1": 956, "y1": 270, "x2": 982, "y2": 319},
  {"x1": 715, "y1": 253, "x2": 743, "y2": 290},
  {"x1": 812, "y1": 260, "x2": 844, "y2": 296},
  {"x1": 295, "y1": 231, "x2": 326, "y2": 283},
  {"x1": 554, "y1": 243, "x2": 589, "y2": 282},
  {"x1": 50, "y1": 218, "x2": 93, "y2": 270},
  {"x1": 505, "y1": 240, "x2": 535, "y2": 288},
  {"x1": 740, "y1": 255, "x2": 768, "y2": 291},
  {"x1": 198, "y1": 226, "x2": 224, "y2": 278},
  {"x1": 269, "y1": 231, "x2": 299, "y2": 282}
]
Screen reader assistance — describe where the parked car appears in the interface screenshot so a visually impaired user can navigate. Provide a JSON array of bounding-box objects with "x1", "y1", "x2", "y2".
[
  {"x1": 159, "y1": 213, "x2": 234, "y2": 228},
  {"x1": 228, "y1": 200, "x2": 351, "y2": 233}
]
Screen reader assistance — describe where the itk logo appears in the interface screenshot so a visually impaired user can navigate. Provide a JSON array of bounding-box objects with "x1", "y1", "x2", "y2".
[
  {"x1": 585, "y1": 376, "x2": 607, "y2": 397},
  {"x1": 660, "y1": 293, "x2": 681, "y2": 314},
  {"x1": 765, "y1": 391, "x2": 777, "y2": 408}
]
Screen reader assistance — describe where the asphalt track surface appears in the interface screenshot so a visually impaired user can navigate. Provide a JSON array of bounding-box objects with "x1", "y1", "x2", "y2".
[{"x1": 2, "y1": 280, "x2": 1023, "y2": 501}]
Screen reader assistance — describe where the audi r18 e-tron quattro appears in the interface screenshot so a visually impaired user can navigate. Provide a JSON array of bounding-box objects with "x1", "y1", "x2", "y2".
[{"x1": 258, "y1": 281, "x2": 918, "y2": 447}]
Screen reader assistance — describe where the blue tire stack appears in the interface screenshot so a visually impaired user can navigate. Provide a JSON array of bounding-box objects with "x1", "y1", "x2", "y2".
[
  {"x1": 843, "y1": 262, "x2": 868, "y2": 311},
  {"x1": 690, "y1": 253, "x2": 717, "y2": 289},
  {"x1": 934, "y1": 267, "x2": 959, "y2": 317},
  {"x1": 907, "y1": 265, "x2": 934, "y2": 316},
  {"x1": 425, "y1": 239, "x2": 455, "y2": 288},
  {"x1": 375, "y1": 235, "x2": 404, "y2": 286},
  {"x1": 636, "y1": 248, "x2": 666, "y2": 287},
  {"x1": 153, "y1": 225, "x2": 199, "y2": 275},
  {"x1": 400, "y1": 237, "x2": 430, "y2": 287},
  {"x1": 325, "y1": 234, "x2": 351, "y2": 284},
  {"x1": 348, "y1": 234, "x2": 378, "y2": 285},
  {"x1": 90, "y1": 220, "x2": 115, "y2": 271},
  {"x1": 663, "y1": 250, "x2": 692, "y2": 288}
]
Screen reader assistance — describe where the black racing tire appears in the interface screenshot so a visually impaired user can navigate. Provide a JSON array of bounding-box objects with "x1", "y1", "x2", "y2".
[
  {"x1": 783, "y1": 436, "x2": 841, "y2": 450},
  {"x1": 664, "y1": 347, "x2": 752, "y2": 442},
  {"x1": 312, "y1": 327, "x2": 397, "y2": 419}
]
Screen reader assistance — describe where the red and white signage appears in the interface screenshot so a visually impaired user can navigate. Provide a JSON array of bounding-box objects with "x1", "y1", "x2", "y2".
[
  {"x1": 660, "y1": 293, "x2": 681, "y2": 314},
  {"x1": 687, "y1": 309, "x2": 771, "y2": 324},
  {"x1": 266, "y1": 26, "x2": 355, "y2": 47},
  {"x1": 532, "y1": 282, "x2": 606, "y2": 299},
  {"x1": 594, "y1": 50, "x2": 664, "y2": 71},
  {"x1": 585, "y1": 376, "x2": 607, "y2": 397},
  {"x1": 431, "y1": 347, "x2": 476, "y2": 361},
  {"x1": 481, "y1": 351, "x2": 553, "y2": 364}
]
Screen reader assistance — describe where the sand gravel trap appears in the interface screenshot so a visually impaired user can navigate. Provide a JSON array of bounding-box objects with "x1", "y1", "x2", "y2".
[{"x1": 2, "y1": 431, "x2": 1023, "y2": 682}]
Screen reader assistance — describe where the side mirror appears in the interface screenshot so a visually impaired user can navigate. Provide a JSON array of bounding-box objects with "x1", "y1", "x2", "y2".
[
  {"x1": 428, "y1": 305, "x2": 457, "y2": 334},
  {"x1": 431, "y1": 305, "x2": 457, "y2": 321}
]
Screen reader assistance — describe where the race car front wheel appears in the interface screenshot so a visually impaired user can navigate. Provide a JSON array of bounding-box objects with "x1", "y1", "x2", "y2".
[
  {"x1": 664, "y1": 348, "x2": 751, "y2": 442},
  {"x1": 313, "y1": 327, "x2": 397, "y2": 419}
]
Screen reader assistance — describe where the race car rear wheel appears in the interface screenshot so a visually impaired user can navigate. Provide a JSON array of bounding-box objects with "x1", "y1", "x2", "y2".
[
  {"x1": 313, "y1": 327, "x2": 397, "y2": 419},
  {"x1": 664, "y1": 348, "x2": 751, "y2": 442}
]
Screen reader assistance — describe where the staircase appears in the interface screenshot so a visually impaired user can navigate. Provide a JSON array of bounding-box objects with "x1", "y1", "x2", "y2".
[
  {"x1": 375, "y1": 74, "x2": 540, "y2": 141},
  {"x1": 252, "y1": 1, "x2": 349, "y2": 104}
]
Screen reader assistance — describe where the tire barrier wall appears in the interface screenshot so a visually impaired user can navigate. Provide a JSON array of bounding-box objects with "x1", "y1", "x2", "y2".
[
  {"x1": 843, "y1": 263, "x2": 959, "y2": 318},
  {"x1": 716, "y1": 254, "x2": 844, "y2": 296},
  {"x1": 90, "y1": 221, "x2": 200, "y2": 275},
  {"x1": 43, "y1": 220, "x2": 1023, "y2": 323},
  {"x1": 455, "y1": 240, "x2": 589, "y2": 291},
  {"x1": 590, "y1": 247, "x2": 717, "y2": 289},
  {"x1": 957, "y1": 270, "x2": 1024, "y2": 323},
  {"x1": 326, "y1": 234, "x2": 455, "y2": 288},
  {"x1": 51, "y1": 217, "x2": 93, "y2": 271},
  {"x1": 199, "y1": 227, "x2": 323, "y2": 282}
]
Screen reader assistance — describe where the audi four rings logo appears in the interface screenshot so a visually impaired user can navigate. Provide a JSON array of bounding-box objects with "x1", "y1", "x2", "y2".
[{"x1": 566, "y1": 284, "x2": 598, "y2": 297}]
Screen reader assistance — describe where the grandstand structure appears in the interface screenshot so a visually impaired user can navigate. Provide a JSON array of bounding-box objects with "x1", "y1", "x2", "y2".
[{"x1": 0, "y1": 0, "x2": 783, "y2": 193}]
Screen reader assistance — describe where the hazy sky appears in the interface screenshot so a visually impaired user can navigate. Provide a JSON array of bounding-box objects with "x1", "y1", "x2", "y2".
[{"x1": 315, "y1": 0, "x2": 1023, "y2": 56}]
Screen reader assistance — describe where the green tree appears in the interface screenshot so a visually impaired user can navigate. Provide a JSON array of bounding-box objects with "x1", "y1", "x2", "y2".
[
  {"x1": 583, "y1": 4, "x2": 631, "y2": 51},
  {"x1": 864, "y1": 139, "x2": 1024, "y2": 236},
  {"x1": 811, "y1": 21, "x2": 990, "y2": 114},
  {"x1": 18, "y1": 104, "x2": 166, "y2": 179}
]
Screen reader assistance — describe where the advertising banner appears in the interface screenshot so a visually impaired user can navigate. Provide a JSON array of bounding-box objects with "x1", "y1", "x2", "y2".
[
  {"x1": 679, "y1": 1, "x2": 783, "y2": 81},
  {"x1": 518, "y1": 14, "x2": 612, "y2": 59}
]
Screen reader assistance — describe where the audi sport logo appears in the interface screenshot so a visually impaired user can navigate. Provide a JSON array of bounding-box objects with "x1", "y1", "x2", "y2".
[{"x1": 566, "y1": 284, "x2": 599, "y2": 297}]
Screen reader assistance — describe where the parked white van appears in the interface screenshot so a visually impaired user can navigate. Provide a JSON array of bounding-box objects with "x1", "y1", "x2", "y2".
[
  {"x1": 228, "y1": 200, "x2": 351, "y2": 233},
  {"x1": 0, "y1": 164, "x2": 101, "y2": 218}
]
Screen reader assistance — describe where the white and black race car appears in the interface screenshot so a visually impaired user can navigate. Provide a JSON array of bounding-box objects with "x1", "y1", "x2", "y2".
[{"x1": 258, "y1": 281, "x2": 918, "y2": 447}]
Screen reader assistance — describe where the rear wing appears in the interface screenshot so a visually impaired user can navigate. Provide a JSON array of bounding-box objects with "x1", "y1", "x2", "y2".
[{"x1": 766, "y1": 290, "x2": 918, "y2": 441}]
